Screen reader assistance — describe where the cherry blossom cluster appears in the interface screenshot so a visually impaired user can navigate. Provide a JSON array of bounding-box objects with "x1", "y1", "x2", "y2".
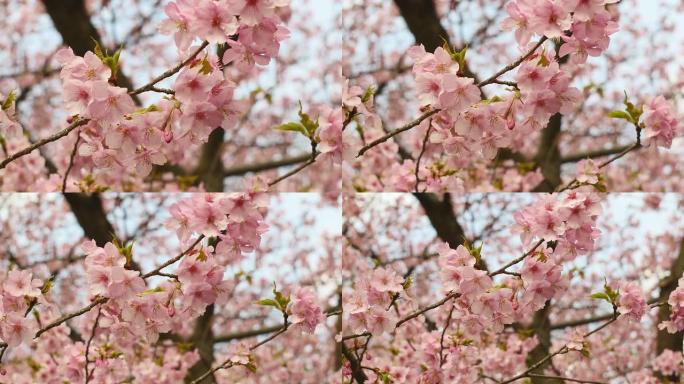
[
  {"x1": 512, "y1": 191, "x2": 602, "y2": 261},
  {"x1": 79, "y1": 242, "x2": 236, "y2": 348},
  {"x1": 345, "y1": 266, "x2": 404, "y2": 336},
  {"x1": 438, "y1": 244, "x2": 517, "y2": 333},
  {"x1": 0, "y1": 93, "x2": 55, "y2": 191},
  {"x1": 658, "y1": 276, "x2": 684, "y2": 334},
  {"x1": 316, "y1": 106, "x2": 345, "y2": 165},
  {"x1": 502, "y1": 0, "x2": 619, "y2": 61},
  {"x1": 642, "y1": 95, "x2": 681, "y2": 149},
  {"x1": 398, "y1": 0, "x2": 623, "y2": 175},
  {"x1": 0, "y1": 270, "x2": 43, "y2": 347},
  {"x1": 617, "y1": 281, "x2": 648, "y2": 321},
  {"x1": 167, "y1": 192, "x2": 269, "y2": 262},
  {"x1": 48, "y1": 0, "x2": 291, "y2": 182},
  {"x1": 289, "y1": 286, "x2": 326, "y2": 334},
  {"x1": 652, "y1": 349, "x2": 684, "y2": 378},
  {"x1": 575, "y1": 158, "x2": 601, "y2": 186}
]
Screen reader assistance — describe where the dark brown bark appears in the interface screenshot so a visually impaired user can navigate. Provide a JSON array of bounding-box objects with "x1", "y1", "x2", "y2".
[
  {"x1": 532, "y1": 113, "x2": 563, "y2": 192},
  {"x1": 63, "y1": 193, "x2": 116, "y2": 247},
  {"x1": 195, "y1": 128, "x2": 226, "y2": 192},
  {"x1": 413, "y1": 193, "x2": 466, "y2": 250},
  {"x1": 393, "y1": 0, "x2": 449, "y2": 53},
  {"x1": 413, "y1": 193, "x2": 489, "y2": 271},
  {"x1": 532, "y1": 43, "x2": 566, "y2": 192},
  {"x1": 40, "y1": 0, "x2": 139, "y2": 100},
  {"x1": 392, "y1": 0, "x2": 479, "y2": 81},
  {"x1": 184, "y1": 305, "x2": 217, "y2": 384},
  {"x1": 341, "y1": 343, "x2": 368, "y2": 383},
  {"x1": 525, "y1": 301, "x2": 563, "y2": 384}
]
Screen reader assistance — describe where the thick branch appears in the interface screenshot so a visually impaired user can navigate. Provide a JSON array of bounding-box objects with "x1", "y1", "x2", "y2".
[
  {"x1": 63, "y1": 193, "x2": 116, "y2": 247},
  {"x1": 40, "y1": 0, "x2": 140, "y2": 103}
]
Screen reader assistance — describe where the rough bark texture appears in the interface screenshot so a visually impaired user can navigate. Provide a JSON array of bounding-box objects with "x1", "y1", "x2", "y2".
[
  {"x1": 532, "y1": 44, "x2": 567, "y2": 192},
  {"x1": 393, "y1": 0, "x2": 479, "y2": 81},
  {"x1": 532, "y1": 113, "x2": 563, "y2": 192},
  {"x1": 393, "y1": 0, "x2": 449, "y2": 53},
  {"x1": 41, "y1": 0, "x2": 139, "y2": 98},
  {"x1": 413, "y1": 193, "x2": 466, "y2": 250},
  {"x1": 195, "y1": 128, "x2": 226, "y2": 192},
  {"x1": 413, "y1": 193, "x2": 490, "y2": 271},
  {"x1": 63, "y1": 193, "x2": 116, "y2": 247},
  {"x1": 184, "y1": 304, "x2": 216, "y2": 384},
  {"x1": 525, "y1": 301, "x2": 563, "y2": 384}
]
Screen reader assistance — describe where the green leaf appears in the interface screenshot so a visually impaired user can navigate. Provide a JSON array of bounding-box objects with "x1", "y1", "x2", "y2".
[
  {"x1": 378, "y1": 372, "x2": 393, "y2": 384},
  {"x1": 41, "y1": 275, "x2": 56, "y2": 294},
  {"x1": 275, "y1": 122, "x2": 308, "y2": 137},
  {"x1": 607, "y1": 110, "x2": 633, "y2": 123},
  {"x1": 195, "y1": 247, "x2": 207, "y2": 262},
  {"x1": 91, "y1": 37, "x2": 105, "y2": 60},
  {"x1": 199, "y1": 57, "x2": 213, "y2": 75},
  {"x1": 298, "y1": 101, "x2": 319, "y2": 137},
  {"x1": 402, "y1": 275, "x2": 413, "y2": 291},
  {"x1": 620, "y1": 91, "x2": 644, "y2": 124},
  {"x1": 580, "y1": 346, "x2": 591, "y2": 358},
  {"x1": 593, "y1": 182, "x2": 607, "y2": 193},
  {"x1": 537, "y1": 53, "x2": 550, "y2": 67},
  {"x1": 361, "y1": 86, "x2": 375, "y2": 103},
  {"x1": 590, "y1": 292, "x2": 610, "y2": 301},
  {"x1": 255, "y1": 298, "x2": 280, "y2": 308},
  {"x1": 273, "y1": 283, "x2": 290, "y2": 310},
  {"x1": 2, "y1": 90, "x2": 16, "y2": 111}
]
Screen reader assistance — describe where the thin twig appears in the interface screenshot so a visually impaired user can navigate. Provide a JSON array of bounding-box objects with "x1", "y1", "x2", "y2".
[
  {"x1": 556, "y1": 142, "x2": 641, "y2": 193},
  {"x1": 129, "y1": 41, "x2": 209, "y2": 96},
  {"x1": 141, "y1": 236, "x2": 204, "y2": 279},
  {"x1": 500, "y1": 314, "x2": 619, "y2": 384},
  {"x1": 357, "y1": 109, "x2": 440, "y2": 157},
  {"x1": 439, "y1": 304, "x2": 455, "y2": 367},
  {"x1": 414, "y1": 122, "x2": 433, "y2": 192},
  {"x1": 62, "y1": 131, "x2": 82, "y2": 192},
  {"x1": 477, "y1": 37, "x2": 548, "y2": 87},
  {"x1": 526, "y1": 374, "x2": 606, "y2": 384},
  {"x1": 0, "y1": 238, "x2": 205, "y2": 351},
  {"x1": 489, "y1": 239, "x2": 545, "y2": 277},
  {"x1": 84, "y1": 306, "x2": 103, "y2": 383},
  {"x1": 267, "y1": 150, "x2": 318, "y2": 187},
  {"x1": 0, "y1": 118, "x2": 89, "y2": 170},
  {"x1": 190, "y1": 309, "x2": 340, "y2": 383}
]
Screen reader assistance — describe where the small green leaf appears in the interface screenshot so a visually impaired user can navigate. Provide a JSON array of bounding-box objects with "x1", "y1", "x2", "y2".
[
  {"x1": 255, "y1": 298, "x2": 279, "y2": 308},
  {"x1": 91, "y1": 37, "x2": 105, "y2": 60},
  {"x1": 272, "y1": 283, "x2": 290, "y2": 310},
  {"x1": 199, "y1": 57, "x2": 213, "y2": 75},
  {"x1": 275, "y1": 122, "x2": 308, "y2": 136},
  {"x1": 593, "y1": 182, "x2": 607, "y2": 193},
  {"x1": 361, "y1": 86, "x2": 375, "y2": 103},
  {"x1": 607, "y1": 110, "x2": 633, "y2": 123},
  {"x1": 402, "y1": 276, "x2": 413, "y2": 291},
  {"x1": 590, "y1": 292, "x2": 610, "y2": 301},
  {"x1": 580, "y1": 346, "x2": 591, "y2": 358},
  {"x1": 537, "y1": 53, "x2": 550, "y2": 67},
  {"x1": 298, "y1": 101, "x2": 319, "y2": 137},
  {"x1": 2, "y1": 90, "x2": 16, "y2": 111},
  {"x1": 378, "y1": 371, "x2": 393, "y2": 384},
  {"x1": 195, "y1": 247, "x2": 207, "y2": 262}
]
